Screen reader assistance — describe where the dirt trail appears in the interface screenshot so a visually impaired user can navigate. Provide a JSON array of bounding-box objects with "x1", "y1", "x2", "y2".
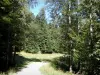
[{"x1": 16, "y1": 62, "x2": 48, "y2": 75}]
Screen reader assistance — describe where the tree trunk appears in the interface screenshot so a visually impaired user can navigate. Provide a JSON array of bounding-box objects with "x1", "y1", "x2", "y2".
[
  {"x1": 68, "y1": 0, "x2": 73, "y2": 72},
  {"x1": 12, "y1": 46, "x2": 16, "y2": 65},
  {"x1": 6, "y1": 28, "x2": 10, "y2": 70}
]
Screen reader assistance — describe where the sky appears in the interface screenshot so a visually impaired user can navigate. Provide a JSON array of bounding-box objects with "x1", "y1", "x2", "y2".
[{"x1": 30, "y1": 0, "x2": 46, "y2": 16}]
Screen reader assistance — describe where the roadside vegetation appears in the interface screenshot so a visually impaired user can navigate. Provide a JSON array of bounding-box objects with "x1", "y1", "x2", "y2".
[
  {"x1": 19, "y1": 51, "x2": 63, "y2": 62},
  {"x1": 40, "y1": 63, "x2": 74, "y2": 75},
  {"x1": 0, "y1": 69, "x2": 16, "y2": 75}
]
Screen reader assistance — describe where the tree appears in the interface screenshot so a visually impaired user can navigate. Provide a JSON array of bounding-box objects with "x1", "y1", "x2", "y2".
[
  {"x1": 46, "y1": 0, "x2": 100, "y2": 74},
  {"x1": 0, "y1": 0, "x2": 38, "y2": 71}
]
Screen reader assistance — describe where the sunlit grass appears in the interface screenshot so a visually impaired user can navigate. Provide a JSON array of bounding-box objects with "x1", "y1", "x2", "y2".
[
  {"x1": 40, "y1": 63, "x2": 74, "y2": 75},
  {"x1": 19, "y1": 51, "x2": 63, "y2": 61},
  {"x1": 0, "y1": 69, "x2": 16, "y2": 75}
]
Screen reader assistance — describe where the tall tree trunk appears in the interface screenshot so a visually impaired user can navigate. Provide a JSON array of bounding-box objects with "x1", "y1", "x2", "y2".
[
  {"x1": 89, "y1": 4, "x2": 94, "y2": 73},
  {"x1": 77, "y1": 0, "x2": 81, "y2": 73},
  {"x1": 68, "y1": 0, "x2": 73, "y2": 72},
  {"x1": 6, "y1": 28, "x2": 10, "y2": 70}
]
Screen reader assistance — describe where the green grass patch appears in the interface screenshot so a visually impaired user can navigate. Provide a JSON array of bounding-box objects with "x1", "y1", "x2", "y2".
[
  {"x1": 19, "y1": 51, "x2": 63, "y2": 62},
  {"x1": 40, "y1": 63, "x2": 74, "y2": 75},
  {"x1": 0, "y1": 69, "x2": 16, "y2": 75}
]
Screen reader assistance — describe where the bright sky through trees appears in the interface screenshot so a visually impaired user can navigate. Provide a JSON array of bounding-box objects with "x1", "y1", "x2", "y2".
[{"x1": 30, "y1": 0, "x2": 46, "y2": 16}]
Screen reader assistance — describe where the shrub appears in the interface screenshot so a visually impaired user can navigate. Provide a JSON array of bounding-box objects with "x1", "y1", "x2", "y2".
[
  {"x1": 51, "y1": 55, "x2": 80, "y2": 73},
  {"x1": 51, "y1": 56, "x2": 70, "y2": 71}
]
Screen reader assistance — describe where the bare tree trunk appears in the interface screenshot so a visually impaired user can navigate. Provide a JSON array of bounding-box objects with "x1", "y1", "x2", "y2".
[
  {"x1": 89, "y1": 4, "x2": 94, "y2": 73},
  {"x1": 68, "y1": 0, "x2": 73, "y2": 72}
]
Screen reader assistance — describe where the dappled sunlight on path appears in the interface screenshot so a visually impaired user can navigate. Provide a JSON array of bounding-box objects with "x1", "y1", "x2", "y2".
[{"x1": 16, "y1": 62, "x2": 48, "y2": 75}]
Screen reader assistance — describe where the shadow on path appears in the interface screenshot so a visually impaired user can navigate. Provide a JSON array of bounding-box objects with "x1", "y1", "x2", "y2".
[{"x1": 14, "y1": 54, "x2": 41, "y2": 72}]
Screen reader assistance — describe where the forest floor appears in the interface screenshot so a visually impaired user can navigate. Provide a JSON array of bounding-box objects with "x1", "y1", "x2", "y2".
[
  {"x1": 15, "y1": 52, "x2": 62, "y2": 75},
  {"x1": 0, "y1": 52, "x2": 73, "y2": 75},
  {"x1": 16, "y1": 62, "x2": 48, "y2": 75}
]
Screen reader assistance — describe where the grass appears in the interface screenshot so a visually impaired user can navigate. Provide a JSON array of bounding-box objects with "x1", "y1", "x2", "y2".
[
  {"x1": 40, "y1": 63, "x2": 74, "y2": 75},
  {"x1": 0, "y1": 69, "x2": 16, "y2": 75},
  {"x1": 19, "y1": 51, "x2": 63, "y2": 62},
  {"x1": 0, "y1": 51, "x2": 63, "y2": 75}
]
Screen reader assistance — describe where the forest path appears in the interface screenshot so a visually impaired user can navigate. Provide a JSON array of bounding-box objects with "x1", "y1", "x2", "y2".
[{"x1": 16, "y1": 62, "x2": 48, "y2": 75}]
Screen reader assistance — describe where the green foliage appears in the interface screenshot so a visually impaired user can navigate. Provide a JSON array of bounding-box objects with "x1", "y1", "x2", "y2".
[
  {"x1": 47, "y1": 0, "x2": 100, "y2": 75},
  {"x1": 0, "y1": 0, "x2": 38, "y2": 71},
  {"x1": 0, "y1": 0, "x2": 99, "y2": 74},
  {"x1": 51, "y1": 55, "x2": 80, "y2": 73},
  {"x1": 51, "y1": 56, "x2": 70, "y2": 71},
  {"x1": 24, "y1": 8, "x2": 61, "y2": 53}
]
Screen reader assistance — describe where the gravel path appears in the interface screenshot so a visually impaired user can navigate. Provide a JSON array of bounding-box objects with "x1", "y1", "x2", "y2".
[{"x1": 16, "y1": 62, "x2": 48, "y2": 75}]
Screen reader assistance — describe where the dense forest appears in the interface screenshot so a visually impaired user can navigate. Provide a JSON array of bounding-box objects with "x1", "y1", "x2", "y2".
[{"x1": 0, "y1": 0, "x2": 100, "y2": 75}]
